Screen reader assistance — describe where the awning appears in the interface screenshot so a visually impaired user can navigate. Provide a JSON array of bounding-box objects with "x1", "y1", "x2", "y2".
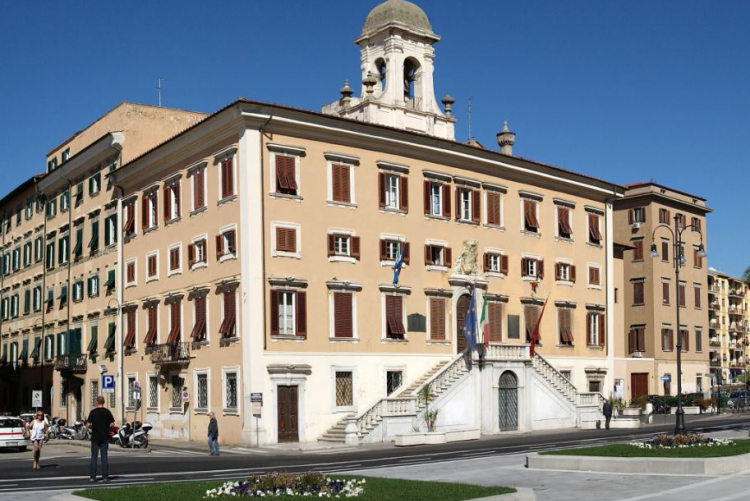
[
  {"x1": 87, "y1": 329, "x2": 98, "y2": 354},
  {"x1": 104, "y1": 323, "x2": 116, "y2": 352},
  {"x1": 30, "y1": 338, "x2": 41, "y2": 360}
]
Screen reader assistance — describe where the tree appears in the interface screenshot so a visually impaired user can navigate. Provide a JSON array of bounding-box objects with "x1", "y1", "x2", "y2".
[{"x1": 743, "y1": 264, "x2": 750, "y2": 283}]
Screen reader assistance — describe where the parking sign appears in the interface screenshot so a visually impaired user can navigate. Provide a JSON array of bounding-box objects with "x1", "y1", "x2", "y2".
[
  {"x1": 32, "y1": 390, "x2": 43, "y2": 408},
  {"x1": 102, "y1": 375, "x2": 116, "y2": 393}
]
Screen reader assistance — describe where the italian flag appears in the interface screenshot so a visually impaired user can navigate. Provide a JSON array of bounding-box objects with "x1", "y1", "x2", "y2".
[{"x1": 479, "y1": 293, "x2": 490, "y2": 348}]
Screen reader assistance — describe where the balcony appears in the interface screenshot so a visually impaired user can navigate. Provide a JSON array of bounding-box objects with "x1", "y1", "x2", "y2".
[
  {"x1": 710, "y1": 360, "x2": 722, "y2": 368},
  {"x1": 54, "y1": 354, "x2": 87, "y2": 372},
  {"x1": 709, "y1": 339, "x2": 721, "y2": 347},
  {"x1": 729, "y1": 290, "x2": 745, "y2": 299},
  {"x1": 150, "y1": 342, "x2": 191, "y2": 366},
  {"x1": 709, "y1": 303, "x2": 721, "y2": 311}
]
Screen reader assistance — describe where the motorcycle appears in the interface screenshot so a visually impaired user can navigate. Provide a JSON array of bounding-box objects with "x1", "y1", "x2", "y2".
[
  {"x1": 50, "y1": 418, "x2": 76, "y2": 440},
  {"x1": 115, "y1": 421, "x2": 152, "y2": 449},
  {"x1": 109, "y1": 424, "x2": 120, "y2": 445},
  {"x1": 73, "y1": 420, "x2": 90, "y2": 440}
]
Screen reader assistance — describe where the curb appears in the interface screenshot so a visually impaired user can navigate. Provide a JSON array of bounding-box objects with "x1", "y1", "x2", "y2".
[{"x1": 47, "y1": 440, "x2": 150, "y2": 454}]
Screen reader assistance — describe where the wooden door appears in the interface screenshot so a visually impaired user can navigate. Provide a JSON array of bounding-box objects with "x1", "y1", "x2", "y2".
[
  {"x1": 456, "y1": 295, "x2": 471, "y2": 353},
  {"x1": 277, "y1": 385, "x2": 299, "y2": 443},
  {"x1": 631, "y1": 373, "x2": 649, "y2": 399}
]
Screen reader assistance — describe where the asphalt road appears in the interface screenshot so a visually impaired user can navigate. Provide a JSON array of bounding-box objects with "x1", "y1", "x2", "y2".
[{"x1": 1, "y1": 413, "x2": 748, "y2": 495}]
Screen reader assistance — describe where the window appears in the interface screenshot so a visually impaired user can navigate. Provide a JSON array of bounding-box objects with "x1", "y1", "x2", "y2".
[
  {"x1": 429, "y1": 297, "x2": 446, "y2": 340},
  {"x1": 694, "y1": 285, "x2": 702, "y2": 309},
  {"x1": 587, "y1": 312, "x2": 605, "y2": 347},
  {"x1": 629, "y1": 207, "x2": 646, "y2": 224},
  {"x1": 557, "y1": 207, "x2": 572, "y2": 239},
  {"x1": 196, "y1": 373, "x2": 208, "y2": 410},
  {"x1": 275, "y1": 226, "x2": 297, "y2": 254},
  {"x1": 47, "y1": 157, "x2": 57, "y2": 172},
  {"x1": 424, "y1": 244, "x2": 451, "y2": 267},
  {"x1": 327, "y1": 233, "x2": 360, "y2": 260},
  {"x1": 168, "y1": 245, "x2": 181, "y2": 274},
  {"x1": 188, "y1": 238, "x2": 207, "y2": 268},
  {"x1": 148, "y1": 375, "x2": 159, "y2": 409},
  {"x1": 144, "y1": 306, "x2": 158, "y2": 347},
  {"x1": 693, "y1": 247, "x2": 704, "y2": 269},
  {"x1": 274, "y1": 155, "x2": 298, "y2": 196},
  {"x1": 22, "y1": 242, "x2": 31, "y2": 267},
  {"x1": 588, "y1": 380, "x2": 602, "y2": 393},
  {"x1": 424, "y1": 181, "x2": 451, "y2": 217},
  {"x1": 486, "y1": 191, "x2": 502, "y2": 227},
  {"x1": 380, "y1": 239, "x2": 409, "y2": 263},
  {"x1": 271, "y1": 290, "x2": 306, "y2": 337},
  {"x1": 125, "y1": 376, "x2": 136, "y2": 408},
  {"x1": 167, "y1": 301, "x2": 181, "y2": 344},
  {"x1": 483, "y1": 252, "x2": 508, "y2": 275},
  {"x1": 23, "y1": 289, "x2": 30, "y2": 315},
  {"x1": 104, "y1": 214, "x2": 117, "y2": 247},
  {"x1": 588, "y1": 266, "x2": 601, "y2": 286},
  {"x1": 680, "y1": 328, "x2": 689, "y2": 352},
  {"x1": 58, "y1": 235, "x2": 69, "y2": 265},
  {"x1": 61, "y1": 148, "x2": 70, "y2": 163},
  {"x1": 555, "y1": 262, "x2": 576, "y2": 282},
  {"x1": 163, "y1": 180, "x2": 181, "y2": 223},
  {"x1": 60, "y1": 190, "x2": 70, "y2": 212},
  {"x1": 87, "y1": 274, "x2": 99, "y2": 298},
  {"x1": 455, "y1": 187, "x2": 479, "y2": 223},
  {"x1": 190, "y1": 296, "x2": 207, "y2": 342},
  {"x1": 10, "y1": 294, "x2": 19, "y2": 317},
  {"x1": 385, "y1": 295, "x2": 406, "y2": 339},
  {"x1": 89, "y1": 172, "x2": 101, "y2": 196},
  {"x1": 191, "y1": 167, "x2": 207, "y2": 210},
  {"x1": 379, "y1": 172, "x2": 407, "y2": 211},
  {"x1": 695, "y1": 328, "x2": 703, "y2": 352},
  {"x1": 659, "y1": 208, "x2": 671, "y2": 224},
  {"x1": 691, "y1": 217, "x2": 701, "y2": 232},
  {"x1": 219, "y1": 289, "x2": 237, "y2": 339},
  {"x1": 628, "y1": 326, "x2": 646, "y2": 353},
  {"x1": 123, "y1": 199, "x2": 136, "y2": 238},
  {"x1": 124, "y1": 310, "x2": 136, "y2": 350},
  {"x1": 558, "y1": 308, "x2": 573, "y2": 346},
  {"x1": 225, "y1": 371, "x2": 238, "y2": 410},
  {"x1": 216, "y1": 229, "x2": 237, "y2": 260},
  {"x1": 487, "y1": 301, "x2": 503, "y2": 343},
  {"x1": 633, "y1": 281, "x2": 645, "y2": 305},
  {"x1": 105, "y1": 269, "x2": 116, "y2": 295},
  {"x1": 46, "y1": 199, "x2": 57, "y2": 219},
  {"x1": 73, "y1": 280, "x2": 84, "y2": 302},
  {"x1": 521, "y1": 257, "x2": 543, "y2": 279},
  {"x1": 676, "y1": 213, "x2": 685, "y2": 229},
  {"x1": 332, "y1": 292, "x2": 354, "y2": 338},
  {"x1": 524, "y1": 305, "x2": 541, "y2": 343},
  {"x1": 25, "y1": 198, "x2": 33, "y2": 219},
  {"x1": 522, "y1": 199, "x2": 540, "y2": 233},
  {"x1": 330, "y1": 163, "x2": 351, "y2": 203},
  {"x1": 386, "y1": 370, "x2": 403, "y2": 396},
  {"x1": 141, "y1": 190, "x2": 158, "y2": 231},
  {"x1": 147, "y1": 253, "x2": 158, "y2": 281},
  {"x1": 633, "y1": 240, "x2": 644, "y2": 261},
  {"x1": 219, "y1": 154, "x2": 235, "y2": 200},
  {"x1": 12, "y1": 247, "x2": 20, "y2": 271},
  {"x1": 33, "y1": 286, "x2": 42, "y2": 312},
  {"x1": 588, "y1": 213, "x2": 603, "y2": 245},
  {"x1": 171, "y1": 375, "x2": 184, "y2": 409},
  {"x1": 334, "y1": 371, "x2": 354, "y2": 407},
  {"x1": 14, "y1": 205, "x2": 21, "y2": 226},
  {"x1": 126, "y1": 260, "x2": 136, "y2": 286},
  {"x1": 678, "y1": 282, "x2": 686, "y2": 307},
  {"x1": 89, "y1": 219, "x2": 100, "y2": 254},
  {"x1": 34, "y1": 236, "x2": 43, "y2": 263},
  {"x1": 75, "y1": 182, "x2": 84, "y2": 207},
  {"x1": 661, "y1": 327, "x2": 674, "y2": 351},
  {"x1": 662, "y1": 280, "x2": 670, "y2": 305},
  {"x1": 661, "y1": 240, "x2": 669, "y2": 262}
]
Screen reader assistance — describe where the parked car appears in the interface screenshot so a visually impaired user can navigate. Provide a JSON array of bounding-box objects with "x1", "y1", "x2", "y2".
[
  {"x1": 19, "y1": 412, "x2": 50, "y2": 425},
  {"x1": 0, "y1": 417, "x2": 27, "y2": 452},
  {"x1": 728, "y1": 391, "x2": 750, "y2": 408}
]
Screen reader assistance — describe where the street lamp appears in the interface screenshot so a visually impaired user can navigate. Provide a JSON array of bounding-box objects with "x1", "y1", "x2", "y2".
[{"x1": 651, "y1": 215, "x2": 707, "y2": 435}]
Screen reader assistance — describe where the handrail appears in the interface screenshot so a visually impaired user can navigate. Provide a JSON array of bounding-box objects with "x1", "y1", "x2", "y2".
[
  {"x1": 531, "y1": 352, "x2": 578, "y2": 402},
  {"x1": 409, "y1": 349, "x2": 470, "y2": 398}
]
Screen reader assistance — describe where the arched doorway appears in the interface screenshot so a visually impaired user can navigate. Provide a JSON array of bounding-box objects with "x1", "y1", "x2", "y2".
[
  {"x1": 456, "y1": 294, "x2": 471, "y2": 353},
  {"x1": 498, "y1": 371, "x2": 518, "y2": 431}
]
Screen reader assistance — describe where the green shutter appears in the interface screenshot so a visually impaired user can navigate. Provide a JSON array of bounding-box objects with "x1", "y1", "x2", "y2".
[
  {"x1": 87, "y1": 325, "x2": 98, "y2": 354},
  {"x1": 73, "y1": 228, "x2": 83, "y2": 258},
  {"x1": 20, "y1": 339, "x2": 28, "y2": 361},
  {"x1": 89, "y1": 220, "x2": 99, "y2": 251},
  {"x1": 104, "y1": 269, "x2": 116, "y2": 291},
  {"x1": 1, "y1": 345, "x2": 7, "y2": 364},
  {"x1": 30, "y1": 338, "x2": 41, "y2": 360},
  {"x1": 23, "y1": 289, "x2": 30, "y2": 314},
  {"x1": 46, "y1": 289, "x2": 54, "y2": 308},
  {"x1": 104, "y1": 323, "x2": 116, "y2": 352}
]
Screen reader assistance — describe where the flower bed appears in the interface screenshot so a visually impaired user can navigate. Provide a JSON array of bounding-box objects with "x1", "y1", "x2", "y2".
[
  {"x1": 631, "y1": 433, "x2": 733, "y2": 450},
  {"x1": 205, "y1": 472, "x2": 365, "y2": 498}
]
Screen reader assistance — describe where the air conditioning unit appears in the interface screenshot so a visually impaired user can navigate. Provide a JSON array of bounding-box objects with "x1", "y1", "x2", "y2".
[
  {"x1": 632, "y1": 351, "x2": 643, "y2": 358},
  {"x1": 632, "y1": 222, "x2": 641, "y2": 230}
]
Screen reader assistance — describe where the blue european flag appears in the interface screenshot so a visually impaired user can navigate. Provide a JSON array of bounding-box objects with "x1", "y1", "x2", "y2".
[
  {"x1": 461, "y1": 290, "x2": 478, "y2": 351},
  {"x1": 392, "y1": 242, "x2": 405, "y2": 284}
]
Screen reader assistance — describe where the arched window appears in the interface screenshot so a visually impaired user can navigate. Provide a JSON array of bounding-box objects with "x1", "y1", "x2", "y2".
[
  {"x1": 377, "y1": 59, "x2": 387, "y2": 93},
  {"x1": 403, "y1": 59, "x2": 418, "y2": 100}
]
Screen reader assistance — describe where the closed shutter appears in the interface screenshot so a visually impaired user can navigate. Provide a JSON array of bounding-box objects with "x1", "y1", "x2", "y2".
[
  {"x1": 570, "y1": 265, "x2": 577, "y2": 283},
  {"x1": 163, "y1": 185, "x2": 171, "y2": 223},
  {"x1": 195, "y1": 169, "x2": 205, "y2": 208},
  {"x1": 637, "y1": 328, "x2": 645, "y2": 352},
  {"x1": 445, "y1": 247, "x2": 452, "y2": 267},
  {"x1": 351, "y1": 236, "x2": 360, "y2": 260},
  {"x1": 663, "y1": 282, "x2": 670, "y2": 303},
  {"x1": 334, "y1": 293, "x2": 353, "y2": 338},
  {"x1": 538, "y1": 260, "x2": 544, "y2": 279},
  {"x1": 127, "y1": 262, "x2": 135, "y2": 283},
  {"x1": 403, "y1": 242, "x2": 410, "y2": 264},
  {"x1": 471, "y1": 190, "x2": 480, "y2": 223},
  {"x1": 598, "y1": 314, "x2": 605, "y2": 346},
  {"x1": 327, "y1": 234, "x2": 335, "y2": 257},
  {"x1": 521, "y1": 258, "x2": 528, "y2": 277},
  {"x1": 555, "y1": 263, "x2": 561, "y2": 280},
  {"x1": 270, "y1": 291, "x2": 279, "y2": 336},
  {"x1": 221, "y1": 158, "x2": 234, "y2": 198},
  {"x1": 424, "y1": 244, "x2": 432, "y2": 265},
  {"x1": 430, "y1": 298, "x2": 446, "y2": 340},
  {"x1": 628, "y1": 329, "x2": 635, "y2": 354},
  {"x1": 633, "y1": 240, "x2": 644, "y2": 260},
  {"x1": 489, "y1": 302, "x2": 502, "y2": 342},
  {"x1": 694, "y1": 286, "x2": 701, "y2": 308},
  {"x1": 442, "y1": 184, "x2": 451, "y2": 218},
  {"x1": 187, "y1": 244, "x2": 195, "y2": 267},
  {"x1": 379, "y1": 239, "x2": 387, "y2": 261},
  {"x1": 399, "y1": 176, "x2": 408, "y2": 211},
  {"x1": 141, "y1": 195, "x2": 149, "y2": 229},
  {"x1": 379, "y1": 173, "x2": 386, "y2": 208},
  {"x1": 487, "y1": 192, "x2": 500, "y2": 226},
  {"x1": 501, "y1": 255, "x2": 508, "y2": 275},
  {"x1": 296, "y1": 291, "x2": 307, "y2": 337},
  {"x1": 682, "y1": 329, "x2": 689, "y2": 352}
]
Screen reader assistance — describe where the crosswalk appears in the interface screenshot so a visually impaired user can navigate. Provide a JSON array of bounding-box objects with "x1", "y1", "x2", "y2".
[{"x1": 150, "y1": 446, "x2": 269, "y2": 457}]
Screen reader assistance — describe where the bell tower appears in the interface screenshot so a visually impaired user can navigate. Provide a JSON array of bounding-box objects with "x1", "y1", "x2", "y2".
[{"x1": 323, "y1": 0, "x2": 456, "y2": 141}]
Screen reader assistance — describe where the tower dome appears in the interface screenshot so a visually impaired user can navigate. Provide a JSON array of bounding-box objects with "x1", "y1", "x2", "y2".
[{"x1": 362, "y1": 0, "x2": 433, "y2": 36}]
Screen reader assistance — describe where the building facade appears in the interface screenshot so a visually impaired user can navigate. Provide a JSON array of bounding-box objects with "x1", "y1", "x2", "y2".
[{"x1": 708, "y1": 270, "x2": 749, "y2": 385}]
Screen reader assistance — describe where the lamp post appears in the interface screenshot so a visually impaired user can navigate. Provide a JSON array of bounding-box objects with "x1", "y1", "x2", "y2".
[
  {"x1": 650, "y1": 215, "x2": 707, "y2": 435},
  {"x1": 33, "y1": 317, "x2": 44, "y2": 413}
]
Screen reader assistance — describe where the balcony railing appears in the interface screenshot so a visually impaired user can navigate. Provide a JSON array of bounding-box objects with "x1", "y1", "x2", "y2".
[
  {"x1": 54, "y1": 354, "x2": 87, "y2": 372},
  {"x1": 150, "y1": 342, "x2": 191, "y2": 365},
  {"x1": 710, "y1": 360, "x2": 722, "y2": 368}
]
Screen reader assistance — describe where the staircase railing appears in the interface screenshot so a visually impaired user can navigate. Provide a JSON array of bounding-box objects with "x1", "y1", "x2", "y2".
[
  {"x1": 484, "y1": 344, "x2": 531, "y2": 360},
  {"x1": 353, "y1": 396, "x2": 417, "y2": 437},
  {"x1": 531, "y1": 352, "x2": 578, "y2": 402},
  {"x1": 407, "y1": 349, "x2": 470, "y2": 400}
]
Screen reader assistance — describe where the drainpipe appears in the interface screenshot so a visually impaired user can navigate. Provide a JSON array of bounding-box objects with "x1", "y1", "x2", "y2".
[
  {"x1": 33, "y1": 181, "x2": 48, "y2": 416},
  {"x1": 107, "y1": 144, "x2": 125, "y2": 424},
  {"x1": 604, "y1": 189, "x2": 619, "y2": 400},
  {"x1": 258, "y1": 114, "x2": 272, "y2": 352},
  {"x1": 58, "y1": 174, "x2": 75, "y2": 422}
]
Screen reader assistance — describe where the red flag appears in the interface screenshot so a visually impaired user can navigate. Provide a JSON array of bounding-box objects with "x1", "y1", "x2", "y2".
[{"x1": 530, "y1": 296, "x2": 549, "y2": 357}]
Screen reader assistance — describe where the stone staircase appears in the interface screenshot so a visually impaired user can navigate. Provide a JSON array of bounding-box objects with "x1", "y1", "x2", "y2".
[
  {"x1": 319, "y1": 413, "x2": 355, "y2": 443},
  {"x1": 397, "y1": 360, "x2": 449, "y2": 397}
]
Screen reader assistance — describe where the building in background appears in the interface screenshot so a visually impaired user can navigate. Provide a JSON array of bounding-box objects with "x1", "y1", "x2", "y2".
[{"x1": 708, "y1": 269, "x2": 749, "y2": 386}]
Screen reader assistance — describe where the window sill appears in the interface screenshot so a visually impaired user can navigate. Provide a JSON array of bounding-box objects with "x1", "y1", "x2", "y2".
[
  {"x1": 143, "y1": 226, "x2": 159, "y2": 235},
  {"x1": 333, "y1": 407, "x2": 356, "y2": 414},
  {"x1": 125, "y1": 282, "x2": 137, "y2": 289},
  {"x1": 486, "y1": 271, "x2": 506, "y2": 279},
  {"x1": 587, "y1": 241, "x2": 603, "y2": 248},
  {"x1": 192, "y1": 339, "x2": 209, "y2": 348},
  {"x1": 379, "y1": 207, "x2": 407, "y2": 216},
  {"x1": 587, "y1": 285, "x2": 603, "y2": 291},
  {"x1": 146, "y1": 277, "x2": 159, "y2": 283},
  {"x1": 271, "y1": 335, "x2": 306, "y2": 342},
  {"x1": 327, "y1": 200, "x2": 357, "y2": 209},
  {"x1": 194, "y1": 408, "x2": 209, "y2": 415},
  {"x1": 556, "y1": 344, "x2": 575, "y2": 349},
  {"x1": 222, "y1": 409, "x2": 240, "y2": 416},
  {"x1": 329, "y1": 256, "x2": 356, "y2": 264},
  {"x1": 456, "y1": 219, "x2": 480, "y2": 227},
  {"x1": 383, "y1": 338, "x2": 408, "y2": 343},
  {"x1": 587, "y1": 345, "x2": 604, "y2": 351},
  {"x1": 273, "y1": 251, "x2": 301, "y2": 260},
  {"x1": 219, "y1": 254, "x2": 237, "y2": 264},
  {"x1": 218, "y1": 195, "x2": 237, "y2": 206},
  {"x1": 169, "y1": 408, "x2": 184, "y2": 415},
  {"x1": 166, "y1": 217, "x2": 182, "y2": 226},
  {"x1": 426, "y1": 264, "x2": 449, "y2": 273},
  {"x1": 483, "y1": 224, "x2": 505, "y2": 232},
  {"x1": 329, "y1": 337, "x2": 359, "y2": 343},
  {"x1": 425, "y1": 214, "x2": 450, "y2": 222},
  {"x1": 167, "y1": 270, "x2": 182, "y2": 277},
  {"x1": 556, "y1": 280, "x2": 574, "y2": 287},
  {"x1": 521, "y1": 230, "x2": 541, "y2": 238},
  {"x1": 427, "y1": 340, "x2": 450, "y2": 345},
  {"x1": 633, "y1": 303, "x2": 645, "y2": 307},
  {"x1": 270, "y1": 193, "x2": 302, "y2": 202},
  {"x1": 190, "y1": 262, "x2": 208, "y2": 271},
  {"x1": 146, "y1": 407, "x2": 159, "y2": 413},
  {"x1": 522, "y1": 276, "x2": 541, "y2": 282},
  {"x1": 555, "y1": 236, "x2": 574, "y2": 243}
]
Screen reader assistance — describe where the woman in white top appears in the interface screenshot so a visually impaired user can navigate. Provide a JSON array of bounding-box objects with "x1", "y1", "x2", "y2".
[{"x1": 28, "y1": 411, "x2": 48, "y2": 470}]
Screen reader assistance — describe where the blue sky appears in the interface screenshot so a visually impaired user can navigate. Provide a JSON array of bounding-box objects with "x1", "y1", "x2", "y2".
[{"x1": 0, "y1": 1, "x2": 748, "y2": 275}]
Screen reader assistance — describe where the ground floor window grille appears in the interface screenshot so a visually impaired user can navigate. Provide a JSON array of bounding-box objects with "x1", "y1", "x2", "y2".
[
  {"x1": 225, "y1": 372, "x2": 238, "y2": 410},
  {"x1": 335, "y1": 371, "x2": 353, "y2": 407},
  {"x1": 171, "y1": 375, "x2": 184, "y2": 408},
  {"x1": 108, "y1": 391, "x2": 116, "y2": 409},
  {"x1": 127, "y1": 377, "x2": 136, "y2": 407},
  {"x1": 90, "y1": 381, "x2": 99, "y2": 409},
  {"x1": 148, "y1": 376, "x2": 159, "y2": 409},
  {"x1": 386, "y1": 370, "x2": 403, "y2": 396},
  {"x1": 197, "y1": 373, "x2": 208, "y2": 410}
]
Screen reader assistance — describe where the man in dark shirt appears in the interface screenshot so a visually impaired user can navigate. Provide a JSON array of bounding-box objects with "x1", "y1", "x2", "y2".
[{"x1": 86, "y1": 395, "x2": 115, "y2": 482}]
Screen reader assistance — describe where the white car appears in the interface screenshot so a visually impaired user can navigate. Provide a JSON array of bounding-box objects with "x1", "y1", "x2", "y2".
[{"x1": 0, "y1": 417, "x2": 28, "y2": 451}]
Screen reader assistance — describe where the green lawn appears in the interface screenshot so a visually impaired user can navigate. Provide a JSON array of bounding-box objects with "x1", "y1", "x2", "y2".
[
  {"x1": 541, "y1": 439, "x2": 750, "y2": 458},
  {"x1": 75, "y1": 475, "x2": 516, "y2": 501}
]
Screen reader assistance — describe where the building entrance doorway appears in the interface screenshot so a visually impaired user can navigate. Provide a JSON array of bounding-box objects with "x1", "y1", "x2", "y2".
[
  {"x1": 277, "y1": 385, "x2": 299, "y2": 443},
  {"x1": 631, "y1": 373, "x2": 649, "y2": 399},
  {"x1": 498, "y1": 371, "x2": 518, "y2": 431}
]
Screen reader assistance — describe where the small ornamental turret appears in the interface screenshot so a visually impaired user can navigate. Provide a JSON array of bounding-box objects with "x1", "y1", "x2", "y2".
[
  {"x1": 441, "y1": 94, "x2": 455, "y2": 117},
  {"x1": 339, "y1": 80, "x2": 354, "y2": 108},
  {"x1": 363, "y1": 71, "x2": 378, "y2": 100},
  {"x1": 496, "y1": 120, "x2": 516, "y2": 156}
]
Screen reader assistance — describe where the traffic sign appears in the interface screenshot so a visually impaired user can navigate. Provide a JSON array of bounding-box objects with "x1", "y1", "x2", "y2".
[
  {"x1": 32, "y1": 390, "x2": 42, "y2": 408},
  {"x1": 250, "y1": 392, "x2": 263, "y2": 404},
  {"x1": 102, "y1": 375, "x2": 116, "y2": 393},
  {"x1": 660, "y1": 374, "x2": 671, "y2": 382},
  {"x1": 182, "y1": 390, "x2": 190, "y2": 403}
]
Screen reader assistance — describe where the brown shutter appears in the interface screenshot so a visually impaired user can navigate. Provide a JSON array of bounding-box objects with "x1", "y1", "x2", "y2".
[
  {"x1": 285, "y1": 157, "x2": 297, "y2": 190},
  {"x1": 634, "y1": 241, "x2": 643, "y2": 260},
  {"x1": 141, "y1": 195, "x2": 148, "y2": 229},
  {"x1": 379, "y1": 239, "x2": 387, "y2": 261},
  {"x1": 471, "y1": 190, "x2": 480, "y2": 223},
  {"x1": 442, "y1": 184, "x2": 451, "y2": 218},
  {"x1": 276, "y1": 227, "x2": 286, "y2": 252},
  {"x1": 287, "y1": 228, "x2": 296, "y2": 252},
  {"x1": 669, "y1": 329, "x2": 674, "y2": 351},
  {"x1": 188, "y1": 245, "x2": 195, "y2": 268},
  {"x1": 403, "y1": 242, "x2": 410, "y2": 264},
  {"x1": 538, "y1": 260, "x2": 544, "y2": 279},
  {"x1": 328, "y1": 234, "x2": 335, "y2": 257},
  {"x1": 227, "y1": 230, "x2": 237, "y2": 254},
  {"x1": 423, "y1": 181, "x2": 430, "y2": 215},
  {"x1": 379, "y1": 173, "x2": 386, "y2": 208},
  {"x1": 127, "y1": 263, "x2": 135, "y2": 283},
  {"x1": 682, "y1": 329, "x2": 689, "y2": 351},
  {"x1": 628, "y1": 329, "x2": 635, "y2": 354},
  {"x1": 276, "y1": 157, "x2": 289, "y2": 192},
  {"x1": 521, "y1": 258, "x2": 528, "y2": 277},
  {"x1": 483, "y1": 252, "x2": 490, "y2": 272},
  {"x1": 487, "y1": 192, "x2": 500, "y2": 226},
  {"x1": 195, "y1": 169, "x2": 205, "y2": 208},
  {"x1": 501, "y1": 255, "x2": 509, "y2": 275},
  {"x1": 429, "y1": 298, "x2": 438, "y2": 339},
  {"x1": 662, "y1": 241, "x2": 669, "y2": 260},
  {"x1": 445, "y1": 247, "x2": 452, "y2": 267},
  {"x1": 270, "y1": 291, "x2": 279, "y2": 336},
  {"x1": 174, "y1": 182, "x2": 181, "y2": 218},
  {"x1": 424, "y1": 245, "x2": 432, "y2": 265},
  {"x1": 555, "y1": 262, "x2": 561, "y2": 280},
  {"x1": 599, "y1": 314, "x2": 605, "y2": 346},
  {"x1": 570, "y1": 265, "x2": 576, "y2": 283},
  {"x1": 586, "y1": 313, "x2": 592, "y2": 343},
  {"x1": 215, "y1": 234, "x2": 224, "y2": 259},
  {"x1": 663, "y1": 282, "x2": 670, "y2": 303},
  {"x1": 351, "y1": 236, "x2": 360, "y2": 260},
  {"x1": 341, "y1": 165, "x2": 351, "y2": 203},
  {"x1": 334, "y1": 293, "x2": 353, "y2": 338},
  {"x1": 163, "y1": 185, "x2": 170, "y2": 223},
  {"x1": 628, "y1": 209, "x2": 634, "y2": 225},
  {"x1": 222, "y1": 159, "x2": 234, "y2": 198},
  {"x1": 296, "y1": 291, "x2": 307, "y2": 337},
  {"x1": 695, "y1": 286, "x2": 701, "y2": 308},
  {"x1": 399, "y1": 176, "x2": 408, "y2": 211},
  {"x1": 455, "y1": 187, "x2": 461, "y2": 220}
]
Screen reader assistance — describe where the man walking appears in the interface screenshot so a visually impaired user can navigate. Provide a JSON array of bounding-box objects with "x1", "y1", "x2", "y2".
[
  {"x1": 207, "y1": 412, "x2": 219, "y2": 456},
  {"x1": 86, "y1": 396, "x2": 115, "y2": 482},
  {"x1": 603, "y1": 399, "x2": 613, "y2": 430}
]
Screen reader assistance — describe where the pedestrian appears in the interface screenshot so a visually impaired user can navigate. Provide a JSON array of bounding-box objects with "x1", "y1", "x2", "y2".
[
  {"x1": 207, "y1": 412, "x2": 220, "y2": 456},
  {"x1": 603, "y1": 400, "x2": 613, "y2": 430},
  {"x1": 86, "y1": 395, "x2": 115, "y2": 482},
  {"x1": 28, "y1": 411, "x2": 48, "y2": 470}
]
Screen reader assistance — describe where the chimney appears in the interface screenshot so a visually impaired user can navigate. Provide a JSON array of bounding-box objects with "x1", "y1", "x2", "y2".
[{"x1": 496, "y1": 121, "x2": 516, "y2": 156}]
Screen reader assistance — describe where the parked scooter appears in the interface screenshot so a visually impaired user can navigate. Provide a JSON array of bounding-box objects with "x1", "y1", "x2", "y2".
[
  {"x1": 73, "y1": 420, "x2": 90, "y2": 440},
  {"x1": 109, "y1": 424, "x2": 120, "y2": 445},
  {"x1": 115, "y1": 421, "x2": 152, "y2": 449},
  {"x1": 50, "y1": 418, "x2": 76, "y2": 440}
]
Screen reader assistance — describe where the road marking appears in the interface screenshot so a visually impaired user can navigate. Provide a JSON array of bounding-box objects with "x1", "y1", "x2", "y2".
[{"x1": 230, "y1": 447, "x2": 268, "y2": 454}]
